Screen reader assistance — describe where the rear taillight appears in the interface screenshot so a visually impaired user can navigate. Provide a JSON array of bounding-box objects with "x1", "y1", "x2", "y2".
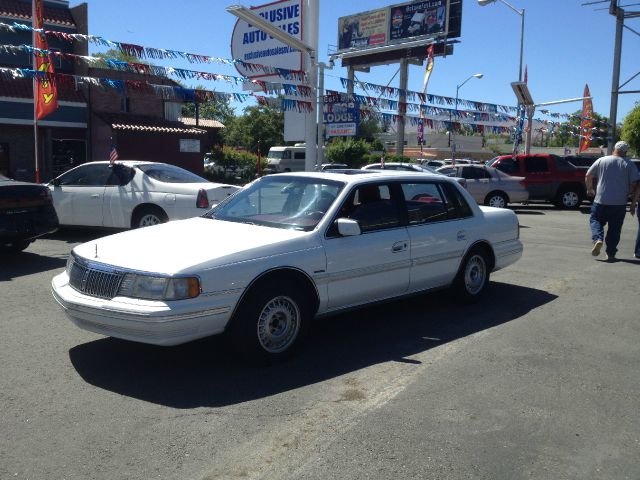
[
  {"x1": 41, "y1": 188, "x2": 53, "y2": 204},
  {"x1": 196, "y1": 189, "x2": 209, "y2": 209}
]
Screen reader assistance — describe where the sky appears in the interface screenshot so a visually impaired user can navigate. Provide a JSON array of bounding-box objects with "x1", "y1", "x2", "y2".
[{"x1": 69, "y1": 0, "x2": 640, "y2": 124}]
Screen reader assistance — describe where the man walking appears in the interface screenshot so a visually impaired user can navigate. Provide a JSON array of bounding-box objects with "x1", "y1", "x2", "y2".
[{"x1": 586, "y1": 141, "x2": 639, "y2": 261}]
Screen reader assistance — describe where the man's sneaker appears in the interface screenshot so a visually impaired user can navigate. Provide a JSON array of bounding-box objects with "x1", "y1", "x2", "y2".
[
  {"x1": 591, "y1": 240, "x2": 603, "y2": 256},
  {"x1": 606, "y1": 255, "x2": 616, "y2": 262}
]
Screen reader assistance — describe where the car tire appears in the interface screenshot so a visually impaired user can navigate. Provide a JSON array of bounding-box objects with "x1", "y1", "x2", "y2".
[
  {"x1": 132, "y1": 206, "x2": 168, "y2": 228},
  {"x1": 484, "y1": 191, "x2": 508, "y2": 208},
  {"x1": 452, "y1": 247, "x2": 490, "y2": 303},
  {"x1": 0, "y1": 240, "x2": 31, "y2": 253},
  {"x1": 229, "y1": 279, "x2": 312, "y2": 363},
  {"x1": 555, "y1": 187, "x2": 583, "y2": 209}
]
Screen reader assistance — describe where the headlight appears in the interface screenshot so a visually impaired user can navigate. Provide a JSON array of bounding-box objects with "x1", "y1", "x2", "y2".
[{"x1": 118, "y1": 274, "x2": 200, "y2": 301}]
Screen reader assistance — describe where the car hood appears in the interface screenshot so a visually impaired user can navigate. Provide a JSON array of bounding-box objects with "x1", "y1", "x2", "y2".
[{"x1": 72, "y1": 217, "x2": 314, "y2": 275}]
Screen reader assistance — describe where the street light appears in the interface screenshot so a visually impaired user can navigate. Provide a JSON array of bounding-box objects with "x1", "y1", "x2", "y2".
[
  {"x1": 477, "y1": 0, "x2": 525, "y2": 83},
  {"x1": 449, "y1": 73, "x2": 483, "y2": 163}
]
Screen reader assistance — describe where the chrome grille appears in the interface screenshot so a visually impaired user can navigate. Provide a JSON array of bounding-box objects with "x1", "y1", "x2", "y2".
[{"x1": 68, "y1": 259, "x2": 124, "y2": 300}]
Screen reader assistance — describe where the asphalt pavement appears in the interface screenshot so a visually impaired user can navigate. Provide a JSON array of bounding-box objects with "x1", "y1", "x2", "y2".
[{"x1": 1, "y1": 204, "x2": 639, "y2": 480}]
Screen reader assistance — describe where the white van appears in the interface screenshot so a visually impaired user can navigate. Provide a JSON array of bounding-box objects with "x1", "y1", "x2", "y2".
[{"x1": 266, "y1": 145, "x2": 306, "y2": 173}]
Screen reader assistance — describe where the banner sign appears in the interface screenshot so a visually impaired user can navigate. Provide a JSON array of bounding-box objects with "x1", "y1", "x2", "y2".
[
  {"x1": 578, "y1": 84, "x2": 593, "y2": 153},
  {"x1": 337, "y1": 0, "x2": 452, "y2": 53},
  {"x1": 230, "y1": 0, "x2": 303, "y2": 80},
  {"x1": 33, "y1": 0, "x2": 58, "y2": 120},
  {"x1": 338, "y1": 8, "x2": 388, "y2": 51},
  {"x1": 324, "y1": 94, "x2": 360, "y2": 137}
]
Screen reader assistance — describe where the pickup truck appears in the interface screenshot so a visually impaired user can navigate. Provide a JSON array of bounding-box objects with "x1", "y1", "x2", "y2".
[{"x1": 487, "y1": 154, "x2": 587, "y2": 209}]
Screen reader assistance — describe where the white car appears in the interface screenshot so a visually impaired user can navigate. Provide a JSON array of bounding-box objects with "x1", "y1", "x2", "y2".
[
  {"x1": 51, "y1": 171, "x2": 523, "y2": 362},
  {"x1": 436, "y1": 165, "x2": 529, "y2": 208},
  {"x1": 48, "y1": 161, "x2": 240, "y2": 228}
]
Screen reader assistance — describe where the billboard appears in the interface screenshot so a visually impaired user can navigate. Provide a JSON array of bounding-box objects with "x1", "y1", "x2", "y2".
[
  {"x1": 337, "y1": 0, "x2": 459, "y2": 54},
  {"x1": 230, "y1": 0, "x2": 303, "y2": 80},
  {"x1": 389, "y1": 0, "x2": 448, "y2": 42},
  {"x1": 338, "y1": 8, "x2": 388, "y2": 51}
]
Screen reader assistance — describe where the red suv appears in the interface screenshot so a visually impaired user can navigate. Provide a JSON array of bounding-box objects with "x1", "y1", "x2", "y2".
[{"x1": 487, "y1": 154, "x2": 587, "y2": 209}]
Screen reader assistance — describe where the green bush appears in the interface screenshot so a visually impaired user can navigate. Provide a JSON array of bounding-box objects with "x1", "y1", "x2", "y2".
[{"x1": 203, "y1": 146, "x2": 266, "y2": 184}]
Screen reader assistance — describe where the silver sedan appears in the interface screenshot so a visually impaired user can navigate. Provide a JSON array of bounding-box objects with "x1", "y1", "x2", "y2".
[{"x1": 437, "y1": 165, "x2": 529, "y2": 208}]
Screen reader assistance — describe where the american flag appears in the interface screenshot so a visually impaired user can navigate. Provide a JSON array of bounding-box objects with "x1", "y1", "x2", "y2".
[{"x1": 109, "y1": 144, "x2": 118, "y2": 164}]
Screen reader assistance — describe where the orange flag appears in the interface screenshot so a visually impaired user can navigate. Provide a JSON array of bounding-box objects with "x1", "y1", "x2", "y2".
[
  {"x1": 33, "y1": 0, "x2": 58, "y2": 120},
  {"x1": 578, "y1": 84, "x2": 593, "y2": 153}
]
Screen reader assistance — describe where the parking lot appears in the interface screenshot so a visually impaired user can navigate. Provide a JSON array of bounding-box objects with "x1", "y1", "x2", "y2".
[{"x1": 1, "y1": 204, "x2": 639, "y2": 480}]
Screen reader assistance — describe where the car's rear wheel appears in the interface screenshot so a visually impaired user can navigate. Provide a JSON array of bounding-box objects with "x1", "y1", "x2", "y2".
[
  {"x1": 229, "y1": 280, "x2": 312, "y2": 362},
  {"x1": 132, "y1": 206, "x2": 168, "y2": 228},
  {"x1": 453, "y1": 248, "x2": 490, "y2": 303},
  {"x1": 0, "y1": 240, "x2": 31, "y2": 253},
  {"x1": 484, "y1": 191, "x2": 508, "y2": 208}
]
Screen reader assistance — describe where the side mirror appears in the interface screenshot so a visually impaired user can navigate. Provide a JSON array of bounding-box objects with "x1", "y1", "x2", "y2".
[
  {"x1": 50, "y1": 178, "x2": 60, "y2": 187},
  {"x1": 336, "y1": 218, "x2": 361, "y2": 236}
]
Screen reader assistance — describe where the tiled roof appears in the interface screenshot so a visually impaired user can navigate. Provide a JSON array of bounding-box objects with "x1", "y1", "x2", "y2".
[
  {"x1": 180, "y1": 117, "x2": 225, "y2": 129},
  {"x1": 99, "y1": 114, "x2": 207, "y2": 135},
  {"x1": 0, "y1": 75, "x2": 86, "y2": 102},
  {"x1": 0, "y1": 0, "x2": 76, "y2": 27}
]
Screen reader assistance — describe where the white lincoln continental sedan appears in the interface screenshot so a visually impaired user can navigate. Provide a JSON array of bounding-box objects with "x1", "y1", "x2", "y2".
[{"x1": 52, "y1": 170, "x2": 523, "y2": 361}]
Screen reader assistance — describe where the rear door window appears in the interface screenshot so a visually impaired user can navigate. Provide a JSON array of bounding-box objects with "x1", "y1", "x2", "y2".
[{"x1": 524, "y1": 157, "x2": 549, "y2": 173}]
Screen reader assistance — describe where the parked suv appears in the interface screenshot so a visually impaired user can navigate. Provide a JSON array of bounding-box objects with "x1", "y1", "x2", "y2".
[{"x1": 487, "y1": 154, "x2": 587, "y2": 209}]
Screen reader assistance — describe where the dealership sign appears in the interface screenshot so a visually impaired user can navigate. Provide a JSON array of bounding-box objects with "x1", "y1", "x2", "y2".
[
  {"x1": 230, "y1": 0, "x2": 303, "y2": 79},
  {"x1": 324, "y1": 95, "x2": 360, "y2": 137},
  {"x1": 337, "y1": 0, "x2": 454, "y2": 53}
]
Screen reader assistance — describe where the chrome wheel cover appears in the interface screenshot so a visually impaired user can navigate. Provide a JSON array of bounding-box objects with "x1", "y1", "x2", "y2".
[
  {"x1": 139, "y1": 213, "x2": 162, "y2": 227},
  {"x1": 562, "y1": 191, "x2": 579, "y2": 207},
  {"x1": 488, "y1": 195, "x2": 506, "y2": 208},
  {"x1": 256, "y1": 295, "x2": 300, "y2": 353},
  {"x1": 464, "y1": 254, "x2": 486, "y2": 295}
]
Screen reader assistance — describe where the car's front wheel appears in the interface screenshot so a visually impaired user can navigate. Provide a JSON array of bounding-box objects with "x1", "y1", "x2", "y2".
[
  {"x1": 484, "y1": 191, "x2": 508, "y2": 208},
  {"x1": 453, "y1": 248, "x2": 490, "y2": 303},
  {"x1": 132, "y1": 206, "x2": 168, "y2": 228},
  {"x1": 229, "y1": 280, "x2": 312, "y2": 362}
]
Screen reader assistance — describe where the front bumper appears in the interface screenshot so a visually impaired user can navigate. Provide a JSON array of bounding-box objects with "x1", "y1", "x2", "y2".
[{"x1": 51, "y1": 272, "x2": 234, "y2": 346}]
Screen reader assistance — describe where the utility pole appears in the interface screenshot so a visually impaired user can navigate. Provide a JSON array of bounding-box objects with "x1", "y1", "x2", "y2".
[
  {"x1": 608, "y1": 0, "x2": 624, "y2": 154},
  {"x1": 396, "y1": 58, "x2": 408, "y2": 157}
]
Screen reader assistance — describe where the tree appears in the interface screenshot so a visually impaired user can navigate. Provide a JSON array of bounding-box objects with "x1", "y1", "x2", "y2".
[
  {"x1": 223, "y1": 103, "x2": 284, "y2": 156},
  {"x1": 547, "y1": 109, "x2": 610, "y2": 149},
  {"x1": 181, "y1": 85, "x2": 235, "y2": 126},
  {"x1": 621, "y1": 102, "x2": 640, "y2": 157},
  {"x1": 93, "y1": 48, "x2": 147, "y2": 64}
]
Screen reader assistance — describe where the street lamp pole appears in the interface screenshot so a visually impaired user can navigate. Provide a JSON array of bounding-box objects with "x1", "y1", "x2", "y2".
[
  {"x1": 451, "y1": 73, "x2": 483, "y2": 165},
  {"x1": 478, "y1": 0, "x2": 527, "y2": 152},
  {"x1": 478, "y1": 0, "x2": 524, "y2": 82}
]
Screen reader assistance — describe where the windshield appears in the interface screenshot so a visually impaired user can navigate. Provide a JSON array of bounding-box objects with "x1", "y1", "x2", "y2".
[
  {"x1": 138, "y1": 164, "x2": 208, "y2": 183},
  {"x1": 207, "y1": 176, "x2": 345, "y2": 231},
  {"x1": 267, "y1": 150, "x2": 286, "y2": 160}
]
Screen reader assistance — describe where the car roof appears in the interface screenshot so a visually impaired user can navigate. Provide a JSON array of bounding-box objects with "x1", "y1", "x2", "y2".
[
  {"x1": 74, "y1": 160, "x2": 164, "y2": 168},
  {"x1": 270, "y1": 169, "x2": 454, "y2": 187}
]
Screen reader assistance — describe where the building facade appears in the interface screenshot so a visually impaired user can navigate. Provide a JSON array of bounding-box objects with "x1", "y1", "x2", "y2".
[{"x1": 0, "y1": 0, "x2": 223, "y2": 180}]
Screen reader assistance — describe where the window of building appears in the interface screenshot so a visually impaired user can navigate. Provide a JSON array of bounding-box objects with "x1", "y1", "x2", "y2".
[
  {"x1": 52, "y1": 139, "x2": 86, "y2": 178},
  {"x1": 120, "y1": 97, "x2": 130, "y2": 113}
]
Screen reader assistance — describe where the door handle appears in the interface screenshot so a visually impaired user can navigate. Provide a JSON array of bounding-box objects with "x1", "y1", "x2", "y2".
[
  {"x1": 391, "y1": 241, "x2": 407, "y2": 252},
  {"x1": 91, "y1": 194, "x2": 100, "y2": 198}
]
